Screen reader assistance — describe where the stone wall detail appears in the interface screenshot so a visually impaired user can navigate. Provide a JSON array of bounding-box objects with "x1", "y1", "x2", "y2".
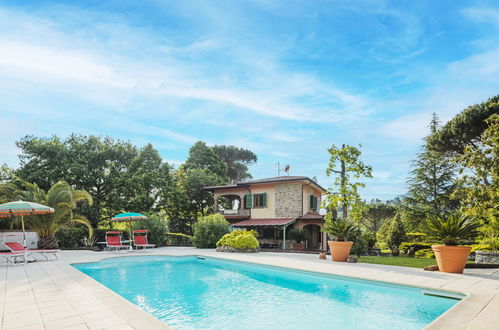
[
  {"x1": 275, "y1": 182, "x2": 302, "y2": 218},
  {"x1": 475, "y1": 251, "x2": 499, "y2": 264}
]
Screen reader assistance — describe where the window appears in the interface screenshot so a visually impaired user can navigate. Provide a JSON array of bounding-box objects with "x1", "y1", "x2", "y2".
[
  {"x1": 310, "y1": 195, "x2": 318, "y2": 211},
  {"x1": 253, "y1": 193, "x2": 266, "y2": 208},
  {"x1": 244, "y1": 193, "x2": 267, "y2": 208}
]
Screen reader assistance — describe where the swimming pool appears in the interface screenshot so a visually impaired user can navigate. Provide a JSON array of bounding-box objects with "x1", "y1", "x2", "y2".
[{"x1": 73, "y1": 255, "x2": 461, "y2": 329}]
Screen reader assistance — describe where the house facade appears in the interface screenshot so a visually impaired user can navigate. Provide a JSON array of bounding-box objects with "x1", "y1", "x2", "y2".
[{"x1": 203, "y1": 176, "x2": 327, "y2": 251}]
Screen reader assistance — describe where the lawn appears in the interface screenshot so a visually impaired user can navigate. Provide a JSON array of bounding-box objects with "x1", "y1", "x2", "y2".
[{"x1": 357, "y1": 256, "x2": 436, "y2": 268}]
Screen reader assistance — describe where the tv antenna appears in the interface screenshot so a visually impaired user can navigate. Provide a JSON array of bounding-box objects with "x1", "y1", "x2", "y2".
[{"x1": 284, "y1": 164, "x2": 290, "y2": 175}]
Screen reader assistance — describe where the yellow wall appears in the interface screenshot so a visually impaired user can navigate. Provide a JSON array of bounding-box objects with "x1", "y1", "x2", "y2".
[
  {"x1": 248, "y1": 184, "x2": 276, "y2": 218},
  {"x1": 212, "y1": 180, "x2": 324, "y2": 219},
  {"x1": 302, "y1": 184, "x2": 323, "y2": 214}
]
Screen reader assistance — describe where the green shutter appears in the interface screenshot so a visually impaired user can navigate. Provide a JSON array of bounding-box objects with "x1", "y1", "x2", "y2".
[
  {"x1": 245, "y1": 194, "x2": 253, "y2": 208},
  {"x1": 311, "y1": 195, "x2": 318, "y2": 211},
  {"x1": 314, "y1": 196, "x2": 318, "y2": 210},
  {"x1": 262, "y1": 193, "x2": 267, "y2": 207}
]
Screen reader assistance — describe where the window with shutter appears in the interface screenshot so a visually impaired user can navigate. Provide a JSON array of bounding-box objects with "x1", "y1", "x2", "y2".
[
  {"x1": 310, "y1": 195, "x2": 314, "y2": 209},
  {"x1": 312, "y1": 196, "x2": 318, "y2": 211},
  {"x1": 262, "y1": 193, "x2": 267, "y2": 207}
]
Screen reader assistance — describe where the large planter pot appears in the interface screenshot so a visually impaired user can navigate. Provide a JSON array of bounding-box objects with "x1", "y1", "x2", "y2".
[
  {"x1": 432, "y1": 245, "x2": 471, "y2": 273},
  {"x1": 293, "y1": 242, "x2": 304, "y2": 251},
  {"x1": 328, "y1": 241, "x2": 353, "y2": 262}
]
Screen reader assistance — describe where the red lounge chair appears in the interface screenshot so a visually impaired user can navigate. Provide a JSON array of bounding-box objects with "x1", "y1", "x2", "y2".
[
  {"x1": 105, "y1": 231, "x2": 129, "y2": 251},
  {"x1": 133, "y1": 230, "x2": 156, "y2": 250},
  {"x1": 0, "y1": 252, "x2": 27, "y2": 265},
  {"x1": 4, "y1": 242, "x2": 59, "y2": 260}
]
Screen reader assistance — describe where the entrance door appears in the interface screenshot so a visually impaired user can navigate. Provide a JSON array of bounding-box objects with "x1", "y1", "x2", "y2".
[{"x1": 303, "y1": 224, "x2": 321, "y2": 250}]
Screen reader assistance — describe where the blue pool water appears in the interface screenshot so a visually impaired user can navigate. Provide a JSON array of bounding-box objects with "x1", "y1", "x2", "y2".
[{"x1": 73, "y1": 256, "x2": 460, "y2": 329}]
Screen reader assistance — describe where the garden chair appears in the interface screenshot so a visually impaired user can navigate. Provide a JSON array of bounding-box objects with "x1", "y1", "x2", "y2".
[
  {"x1": 3, "y1": 234, "x2": 59, "y2": 260},
  {"x1": 0, "y1": 252, "x2": 27, "y2": 265},
  {"x1": 132, "y1": 230, "x2": 156, "y2": 250},
  {"x1": 105, "y1": 231, "x2": 129, "y2": 252}
]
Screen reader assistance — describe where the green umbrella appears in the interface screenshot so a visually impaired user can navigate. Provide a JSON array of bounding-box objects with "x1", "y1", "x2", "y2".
[
  {"x1": 0, "y1": 200, "x2": 55, "y2": 247},
  {"x1": 111, "y1": 212, "x2": 147, "y2": 250}
]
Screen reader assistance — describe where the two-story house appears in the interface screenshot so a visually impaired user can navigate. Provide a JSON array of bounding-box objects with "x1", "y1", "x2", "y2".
[{"x1": 203, "y1": 176, "x2": 327, "y2": 251}]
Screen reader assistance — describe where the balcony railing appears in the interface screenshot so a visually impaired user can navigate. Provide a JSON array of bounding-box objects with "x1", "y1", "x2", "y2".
[{"x1": 216, "y1": 209, "x2": 250, "y2": 217}]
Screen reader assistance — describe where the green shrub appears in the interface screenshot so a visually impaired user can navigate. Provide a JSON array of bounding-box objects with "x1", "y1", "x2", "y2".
[
  {"x1": 425, "y1": 214, "x2": 480, "y2": 245},
  {"x1": 131, "y1": 213, "x2": 169, "y2": 247},
  {"x1": 55, "y1": 228, "x2": 107, "y2": 249},
  {"x1": 322, "y1": 218, "x2": 356, "y2": 241},
  {"x1": 192, "y1": 214, "x2": 230, "y2": 248},
  {"x1": 217, "y1": 230, "x2": 259, "y2": 250},
  {"x1": 386, "y1": 215, "x2": 406, "y2": 249},
  {"x1": 399, "y1": 242, "x2": 433, "y2": 255},
  {"x1": 166, "y1": 232, "x2": 192, "y2": 246},
  {"x1": 351, "y1": 230, "x2": 375, "y2": 256},
  {"x1": 405, "y1": 232, "x2": 428, "y2": 242},
  {"x1": 288, "y1": 229, "x2": 308, "y2": 243},
  {"x1": 471, "y1": 244, "x2": 494, "y2": 252},
  {"x1": 414, "y1": 248, "x2": 435, "y2": 259}
]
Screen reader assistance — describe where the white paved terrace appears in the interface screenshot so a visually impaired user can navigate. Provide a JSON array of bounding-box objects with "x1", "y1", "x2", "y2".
[{"x1": 0, "y1": 247, "x2": 498, "y2": 330}]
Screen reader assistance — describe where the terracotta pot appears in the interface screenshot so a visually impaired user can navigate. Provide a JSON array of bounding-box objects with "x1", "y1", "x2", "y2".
[
  {"x1": 432, "y1": 245, "x2": 471, "y2": 273},
  {"x1": 328, "y1": 241, "x2": 353, "y2": 262},
  {"x1": 293, "y1": 242, "x2": 304, "y2": 251}
]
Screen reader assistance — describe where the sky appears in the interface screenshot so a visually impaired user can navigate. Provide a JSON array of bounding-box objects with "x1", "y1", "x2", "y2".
[{"x1": 0, "y1": 0, "x2": 498, "y2": 200}]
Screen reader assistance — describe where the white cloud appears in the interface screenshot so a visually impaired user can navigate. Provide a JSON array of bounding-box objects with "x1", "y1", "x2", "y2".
[{"x1": 463, "y1": 7, "x2": 499, "y2": 27}]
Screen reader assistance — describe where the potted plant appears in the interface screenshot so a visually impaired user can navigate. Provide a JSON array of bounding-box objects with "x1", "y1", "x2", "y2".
[
  {"x1": 288, "y1": 229, "x2": 307, "y2": 251},
  {"x1": 322, "y1": 218, "x2": 356, "y2": 262},
  {"x1": 426, "y1": 215, "x2": 480, "y2": 273}
]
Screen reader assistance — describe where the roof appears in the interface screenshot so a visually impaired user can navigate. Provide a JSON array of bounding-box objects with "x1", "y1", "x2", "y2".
[
  {"x1": 297, "y1": 212, "x2": 324, "y2": 220},
  {"x1": 231, "y1": 218, "x2": 296, "y2": 227},
  {"x1": 203, "y1": 176, "x2": 327, "y2": 193}
]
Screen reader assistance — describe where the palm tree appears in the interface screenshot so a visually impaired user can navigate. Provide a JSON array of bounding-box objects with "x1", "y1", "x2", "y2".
[{"x1": 0, "y1": 178, "x2": 93, "y2": 249}]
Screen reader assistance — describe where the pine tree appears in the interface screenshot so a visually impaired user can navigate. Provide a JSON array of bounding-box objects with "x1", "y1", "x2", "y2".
[{"x1": 406, "y1": 113, "x2": 458, "y2": 224}]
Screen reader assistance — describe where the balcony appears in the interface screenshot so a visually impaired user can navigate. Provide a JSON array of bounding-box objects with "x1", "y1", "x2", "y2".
[{"x1": 216, "y1": 209, "x2": 250, "y2": 217}]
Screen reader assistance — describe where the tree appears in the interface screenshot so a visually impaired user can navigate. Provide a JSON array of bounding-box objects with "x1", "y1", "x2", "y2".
[
  {"x1": 325, "y1": 144, "x2": 372, "y2": 220},
  {"x1": 15, "y1": 135, "x2": 175, "y2": 227},
  {"x1": 0, "y1": 179, "x2": 93, "y2": 249},
  {"x1": 0, "y1": 164, "x2": 13, "y2": 184},
  {"x1": 406, "y1": 114, "x2": 458, "y2": 223},
  {"x1": 454, "y1": 113, "x2": 498, "y2": 225},
  {"x1": 386, "y1": 214, "x2": 406, "y2": 249},
  {"x1": 428, "y1": 95, "x2": 499, "y2": 156},
  {"x1": 166, "y1": 168, "x2": 226, "y2": 235},
  {"x1": 362, "y1": 201, "x2": 397, "y2": 234},
  {"x1": 212, "y1": 145, "x2": 257, "y2": 183},
  {"x1": 114, "y1": 144, "x2": 174, "y2": 214},
  {"x1": 184, "y1": 141, "x2": 227, "y2": 179}
]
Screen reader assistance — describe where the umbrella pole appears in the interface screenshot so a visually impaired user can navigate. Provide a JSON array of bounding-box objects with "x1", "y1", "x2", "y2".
[
  {"x1": 21, "y1": 215, "x2": 27, "y2": 247},
  {"x1": 129, "y1": 223, "x2": 133, "y2": 251}
]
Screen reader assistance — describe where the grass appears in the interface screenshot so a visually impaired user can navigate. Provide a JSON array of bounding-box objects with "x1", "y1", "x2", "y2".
[{"x1": 357, "y1": 256, "x2": 437, "y2": 268}]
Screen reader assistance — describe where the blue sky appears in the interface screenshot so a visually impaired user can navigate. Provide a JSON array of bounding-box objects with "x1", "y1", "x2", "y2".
[{"x1": 1, "y1": 0, "x2": 498, "y2": 200}]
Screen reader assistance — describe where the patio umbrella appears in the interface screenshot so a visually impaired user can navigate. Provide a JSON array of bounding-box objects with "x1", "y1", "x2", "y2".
[
  {"x1": 0, "y1": 200, "x2": 55, "y2": 246},
  {"x1": 111, "y1": 212, "x2": 147, "y2": 250}
]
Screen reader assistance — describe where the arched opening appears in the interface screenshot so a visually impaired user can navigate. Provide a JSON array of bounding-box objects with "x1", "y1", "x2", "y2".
[
  {"x1": 216, "y1": 194, "x2": 242, "y2": 215},
  {"x1": 303, "y1": 224, "x2": 322, "y2": 250}
]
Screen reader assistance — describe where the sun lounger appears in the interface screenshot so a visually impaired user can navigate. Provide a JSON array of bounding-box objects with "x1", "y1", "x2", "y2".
[
  {"x1": 133, "y1": 230, "x2": 156, "y2": 250},
  {"x1": 4, "y1": 242, "x2": 59, "y2": 260},
  {"x1": 0, "y1": 252, "x2": 27, "y2": 265},
  {"x1": 105, "y1": 231, "x2": 130, "y2": 251}
]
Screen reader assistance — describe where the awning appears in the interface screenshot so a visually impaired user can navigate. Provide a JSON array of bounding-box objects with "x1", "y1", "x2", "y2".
[
  {"x1": 232, "y1": 218, "x2": 296, "y2": 227},
  {"x1": 297, "y1": 212, "x2": 324, "y2": 220}
]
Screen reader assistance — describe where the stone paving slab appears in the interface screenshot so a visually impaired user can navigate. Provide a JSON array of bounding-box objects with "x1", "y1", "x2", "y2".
[{"x1": 0, "y1": 247, "x2": 498, "y2": 329}]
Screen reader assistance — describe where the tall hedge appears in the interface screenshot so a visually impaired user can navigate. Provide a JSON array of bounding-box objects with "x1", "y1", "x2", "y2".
[{"x1": 192, "y1": 214, "x2": 230, "y2": 248}]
